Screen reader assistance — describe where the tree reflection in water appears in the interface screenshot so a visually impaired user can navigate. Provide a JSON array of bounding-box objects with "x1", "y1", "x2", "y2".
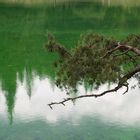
[{"x1": 0, "y1": 0, "x2": 140, "y2": 123}]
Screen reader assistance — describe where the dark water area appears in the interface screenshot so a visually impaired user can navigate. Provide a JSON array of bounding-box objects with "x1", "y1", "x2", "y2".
[{"x1": 0, "y1": 0, "x2": 140, "y2": 139}]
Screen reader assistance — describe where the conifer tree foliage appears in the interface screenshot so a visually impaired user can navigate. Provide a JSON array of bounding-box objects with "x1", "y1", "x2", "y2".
[{"x1": 46, "y1": 33, "x2": 140, "y2": 108}]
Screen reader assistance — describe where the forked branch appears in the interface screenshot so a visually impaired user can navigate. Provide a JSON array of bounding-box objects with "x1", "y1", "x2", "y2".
[{"x1": 103, "y1": 42, "x2": 140, "y2": 58}]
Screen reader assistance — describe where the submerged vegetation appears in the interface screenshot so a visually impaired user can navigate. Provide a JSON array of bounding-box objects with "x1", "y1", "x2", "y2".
[{"x1": 46, "y1": 33, "x2": 140, "y2": 107}]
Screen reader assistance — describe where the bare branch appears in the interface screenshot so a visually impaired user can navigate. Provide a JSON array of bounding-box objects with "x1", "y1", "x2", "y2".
[
  {"x1": 122, "y1": 83, "x2": 129, "y2": 95},
  {"x1": 48, "y1": 83, "x2": 127, "y2": 109},
  {"x1": 120, "y1": 44, "x2": 140, "y2": 56},
  {"x1": 48, "y1": 64, "x2": 140, "y2": 108},
  {"x1": 103, "y1": 42, "x2": 140, "y2": 58}
]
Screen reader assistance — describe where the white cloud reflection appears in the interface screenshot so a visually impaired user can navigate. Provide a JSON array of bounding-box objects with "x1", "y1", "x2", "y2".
[{"x1": 0, "y1": 73, "x2": 140, "y2": 126}]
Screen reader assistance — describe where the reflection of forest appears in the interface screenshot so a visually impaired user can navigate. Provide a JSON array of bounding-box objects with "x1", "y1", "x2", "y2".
[
  {"x1": 0, "y1": 1, "x2": 140, "y2": 123},
  {"x1": 101, "y1": 0, "x2": 140, "y2": 7},
  {"x1": 1, "y1": 0, "x2": 140, "y2": 7}
]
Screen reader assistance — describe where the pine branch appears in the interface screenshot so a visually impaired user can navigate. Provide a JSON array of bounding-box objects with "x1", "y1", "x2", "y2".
[
  {"x1": 48, "y1": 65, "x2": 140, "y2": 109},
  {"x1": 103, "y1": 42, "x2": 140, "y2": 58}
]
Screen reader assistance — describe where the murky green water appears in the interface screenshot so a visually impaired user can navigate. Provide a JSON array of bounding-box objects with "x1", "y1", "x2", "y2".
[{"x1": 0, "y1": 0, "x2": 140, "y2": 140}]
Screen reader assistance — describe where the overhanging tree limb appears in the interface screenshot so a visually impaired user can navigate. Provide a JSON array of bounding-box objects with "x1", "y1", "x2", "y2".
[
  {"x1": 46, "y1": 34, "x2": 140, "y2": 109},
  {"x1": 48, "y1": 64, "x2": 140, "y2": 109}
]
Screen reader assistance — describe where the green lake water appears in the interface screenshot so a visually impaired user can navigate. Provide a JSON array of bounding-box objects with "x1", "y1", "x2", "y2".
[{"x1": 0, "y1": 0, "x2": 140, "y2": 139}]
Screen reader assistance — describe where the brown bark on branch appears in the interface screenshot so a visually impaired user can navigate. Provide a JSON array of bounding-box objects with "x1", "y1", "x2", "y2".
[
  {"x1": 120, "y1": 44, "x2": 140, "y2": 56},
  {"x1": 48, "y1": 65, "x2": 140, "y2": 109},
  {"x1": 103, "y1": 42, "x2": 140, "y2": 58}
]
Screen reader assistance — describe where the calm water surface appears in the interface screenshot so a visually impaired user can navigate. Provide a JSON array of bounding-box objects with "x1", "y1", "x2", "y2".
[{"x1": 0, "y1": 0, "x2": 140, "y2": 140}]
